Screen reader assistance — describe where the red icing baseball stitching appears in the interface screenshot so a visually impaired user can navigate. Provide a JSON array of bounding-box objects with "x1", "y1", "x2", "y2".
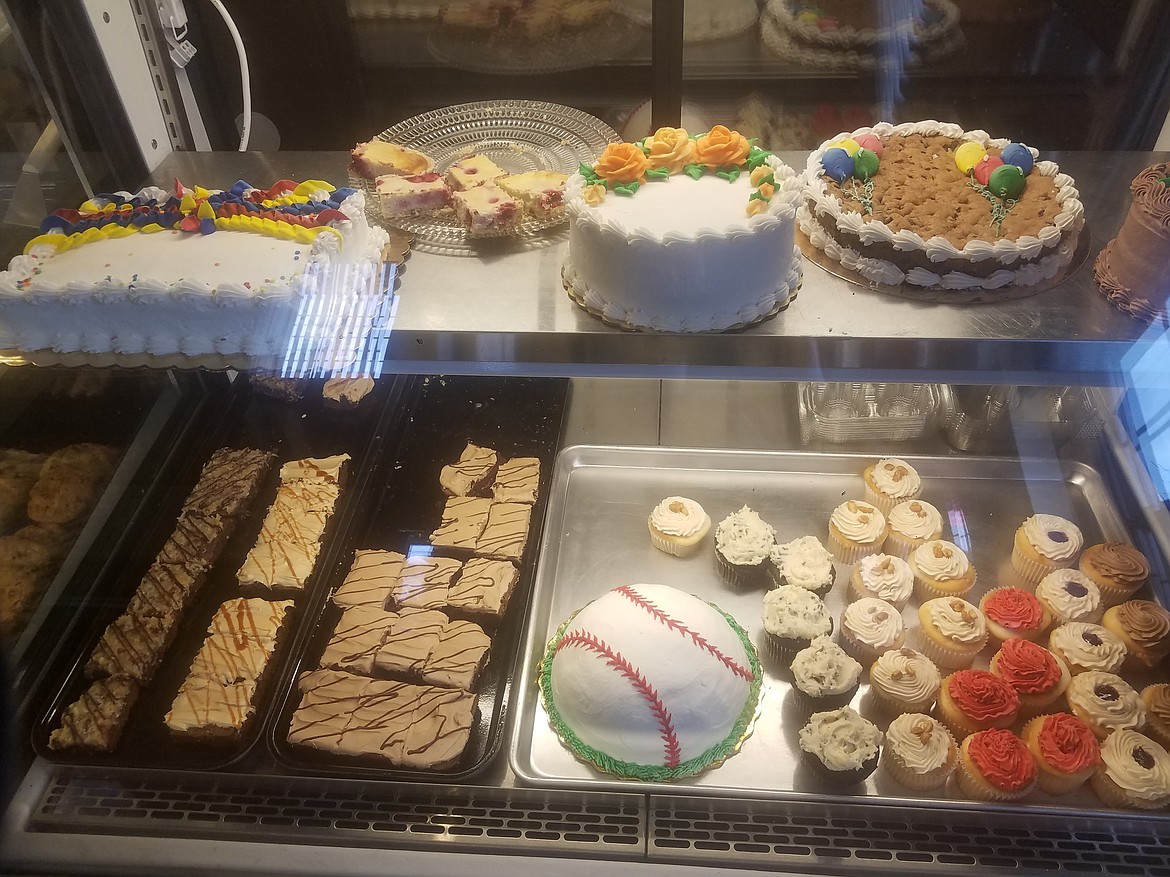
[
  {"x1": 615, "y1": 584, "x2": 754, "y2": 681},
  {"x1": 556, "y1": 629, "x2": 682, "y2": 768}
]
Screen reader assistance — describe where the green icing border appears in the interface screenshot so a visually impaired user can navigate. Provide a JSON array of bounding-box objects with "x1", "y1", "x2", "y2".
[{"x1": 537, "y1": 597, "x2": 764, "y2": 782}]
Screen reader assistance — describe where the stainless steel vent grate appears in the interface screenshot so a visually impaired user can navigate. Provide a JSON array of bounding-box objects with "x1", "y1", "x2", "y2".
[
  {"x1": 31, "y1": 769, "x2": 644, "y2": 858},
  {"x1": 649, "y1": 796, "x2": 1170, "y2": 875}
]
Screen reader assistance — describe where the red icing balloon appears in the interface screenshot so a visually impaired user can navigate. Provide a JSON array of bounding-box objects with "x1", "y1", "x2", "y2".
[
  {"x1": 973, "y1": 155, "x2": 1004, "y2": 187},
  {"x1": 854, "y1": 133, "x2": 883, "y2": 157}
]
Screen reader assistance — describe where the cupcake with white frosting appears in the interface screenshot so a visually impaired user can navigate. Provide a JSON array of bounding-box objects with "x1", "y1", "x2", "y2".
[
  {"x1": 862, "y1": 458, "x2": 922, "y2": 515},
  {"x1": 1035, "y1": 569, "x2": 1102, "y2": 624},
  {"x1": 647, "y1": 496, "x2": 711, "y2": 557},
  {"x1": 798, "y1": 706, "x2": 883, "y2": 785},
  {"x1": 881, "y1": 713, "x2": 958, "y2": 791},
  {"x1": 1090, "y1": 729, "x2": 1170, "y2": 810},
  {"x1": 714, "y1": 504, "x2": 775, "y2": 587},
  {"x1": 869, "y1": 647, "x2": 942, "y2": 714},
  {"x1": 1066, "y1": 671, "x2": 1147, "y2": 740},
  {"x1": 789, "y1": 636, "x2": 861, "y2": 712},
  {"x1": 826, "y1": 500, "x2": 887, "y2": 565},
  {"x1": 909, "y1": 539, "x2": 976, "y2": 601},
  {"x1": 885, "y1": 499, "x2": 943, "y2": 560},
  {"x1": 1047, "y1": 622, "x2": 1127, "y2": 675},
  {"x1": 849, "y1": 553, "x2": 913, "y2": 610},
  {"x1": 1011, "y1": 513, "x2": 1083, "y2": 586},
  {"x1": 916, "y1": 597, "x2": 987, "y2": 670},
  {"x1": 762, "y1": 585, "x2": 833, "y2": 662},
  {"x1": 840, "y1": 597, "x2": 905, "y2": 665},
  {"x1": 769, "y1": 535, "x2": 835, "y2": 595}
]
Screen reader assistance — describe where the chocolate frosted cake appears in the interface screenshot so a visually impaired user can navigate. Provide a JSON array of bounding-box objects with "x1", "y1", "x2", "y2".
[
  {"x1": 1094, "y1": 163, "x2": 1170, "y2": 322},
  {"x1": 801, "y1": 121, "x2": 1083, "y2": 290}
]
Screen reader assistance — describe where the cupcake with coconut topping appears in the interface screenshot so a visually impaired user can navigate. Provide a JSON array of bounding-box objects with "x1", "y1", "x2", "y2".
[
  {"x1": 769, "y1": 535, "x2": 835, "y2": 595},
  {"x1": 762, "y1": 585, "x2": 833, "y2": 662},
  {"x1": 798, "y1": 706, "x2": 883, "y2": 785},
  {"x1": 789, "y1": 636, "x2": 862, "y2": 712}
]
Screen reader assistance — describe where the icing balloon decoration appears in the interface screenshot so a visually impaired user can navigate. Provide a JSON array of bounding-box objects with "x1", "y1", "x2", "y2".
[
  {"x1": 822, "y1": 147, "x2": 855, "y2": 182},
  {"x1": 955, "y1": 141, "x2": 987, "y2": 175},
  {"x1": 853, "y1": 148, "x2": 880, "y2": 181},
  {"x1": 957, "y1": 138, "x2": 1036, "y2": 234},
  {"x1": 972, "y1": 155, "x2": 1004, "y2": 187},
  {"x1": 854, "y1": 133, "x2": 883, "y2": 157},
  {"x1": 999, "y1": 143, "x2": 1034, "y2": 176},
  {"x1": 988, "y1": 164, "x2": 1026, "y2": 200}
]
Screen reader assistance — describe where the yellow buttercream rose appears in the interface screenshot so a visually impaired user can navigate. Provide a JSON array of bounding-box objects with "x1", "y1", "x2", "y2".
[
  {"x1": 644, "y1": 127, "x2": 696, "y2": 174},
  {"x1": 694, "y1": 125, "x2": 750, "y2": 168},
  {"x1": 582, "y1": 183, "x2": 607, "y2": 206},
  {"x1": 594, "y1": 142, "x2": 649, "y2": 184}
]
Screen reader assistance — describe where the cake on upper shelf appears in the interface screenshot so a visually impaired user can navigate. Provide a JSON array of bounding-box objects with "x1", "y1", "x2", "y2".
[
  {"x1": 618, "y1": 0, "x2": 759, "y2": 43},
  {"x1": 0, "y1": 180, "x2": 390, "y2": 358},
  {"x1": 800, "y1": 121, "x2": 1084, "y2": 290},
  {"x1": 1094, "y1": 163, "x2": 1170, "y2": 323},
  {"x1": 761, "y1": 0, "x2": 962, "y2": 71},
  {"x1": 562, "y1": 125, "x2": 803, "y2": 332}
]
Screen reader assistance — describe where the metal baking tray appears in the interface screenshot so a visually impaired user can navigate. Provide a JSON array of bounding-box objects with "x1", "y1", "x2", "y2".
[
  {"x1": 32, "y1": 375, "x2": 404, "y2": 771},
  {"x1": 511, "y1": 445, "x2": 1165, "y2": 813},
  {"x1": 267, "y1": 374, "x2": 569, "y2": 781}
]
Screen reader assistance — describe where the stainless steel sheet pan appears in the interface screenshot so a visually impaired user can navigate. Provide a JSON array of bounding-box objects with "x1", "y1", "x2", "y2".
[{"x1": 511, "y1": 445, "x2": 1156, "y2": 812}]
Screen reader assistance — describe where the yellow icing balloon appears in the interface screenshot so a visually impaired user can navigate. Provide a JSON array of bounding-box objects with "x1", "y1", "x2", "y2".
[
  {"x1": 294, "y1": 226, "x2": 319, "y2": 245},
  {"x1": 797, "y1": 10, "x2": 819, "y2": 23},
  {"x1": 316, "y1": 227, "x2": 343, "y2": 247},
  {"x1": 955, "y1": 141, "x2": 987, "y2": 174},
  {"x1": 23, "y1": 233, "x2": 66, "y2": 255},
  {"x1": 834, "y1": 138, "x2": 861, "y2": 156}
]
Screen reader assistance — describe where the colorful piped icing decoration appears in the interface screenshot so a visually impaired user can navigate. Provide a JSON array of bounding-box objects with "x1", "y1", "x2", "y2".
[
  {"x1": 955, "y1": 140, "x2": 1035, "y2": 234},
  {"x1": 822, "y1": 134, "x2": 883, "y2": 215},
  {"x1": 24, "y1": 179, "x2": 354, "y2": 256},
  {"x1": 580, "y1": 126, "x2": 774, "y2": 216}
]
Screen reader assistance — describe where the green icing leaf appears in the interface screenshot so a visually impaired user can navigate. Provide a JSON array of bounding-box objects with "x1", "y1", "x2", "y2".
[
  {"x1": 579, "y1": 162, "x2": 601, "y2": 185},
  {"x1": 745, "y1": 145, "x2": 773, "y2": 171},
  {"x1": 1159, "y1": 175, "x2": 1170, "y2": 187},
  {"x1": 748, "y1": 189, "x2": 771, "y2": 203},
  {"x1": 644, "y1": 166, "x2": 671, "y2": 182},
  {"x1": 716, "y1": 167, "x2": 742, "y2": 183},
  {"x1": 683, "y1": 163, "x2": 706, "y2": 181},
  {"x1": 613, "y1": 181, "x2": 641, "y2": 197},
  {"x1": 757, "y1": 172, "x2": 775, "y2": 188}
]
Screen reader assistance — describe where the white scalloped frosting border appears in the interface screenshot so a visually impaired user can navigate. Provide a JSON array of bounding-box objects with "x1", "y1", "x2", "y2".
[
  {"x1": 765, "y1": 0, "x2": 960, "y2": 49},
  {"x1": 564, "y1": 246, "x2": 803, "y2": 333},
  {"x1": 565, "y1": 153, "x2": 803, "y2": 244},
  {"x1": 801, "y1": 121, "x2": 1084, "y2": 289}
]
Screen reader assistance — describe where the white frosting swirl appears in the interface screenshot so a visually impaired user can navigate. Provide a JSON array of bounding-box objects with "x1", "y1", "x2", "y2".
[
  {"x1": 829, "y1": 500, "x2": 886, "y2": 543},
  {"x1": 771, "y1": 536, "x2": 834, "y2": 590},
  {"x1": 868, "y1": 458, "x2": 921, "y2": 500},
  {"x1": 856, "y1": 554, "x2": 914, "y2": 605},
  {"x1": 649, "y1": 496, "x2": 709, "y2": 538},
  {"x1": 911, "y1": 540, "x2": 970, "y2": 581},
  {"x1": 888, "y1": 500, "x2": 943, "y2": 541},
  {"x1": 790, "y1": 636, "x2": 861, "y2": 697},
  {"x1": 1100, "y1": 730, "x2": 1170, "y2": 803},
  {"x1": 1036, "y1": 570, "x2": 1101, "y2": 623},
  {"x1": 1067, "y1": 671, "x2": 1147, "y2": 733},
  {"x1": 927, "y1": 597, "x2": 985, "y2": 644},
  {"x1": 1049, "y1": 622, "x2": 1127, "y2": 672},
  {"x1": 870, "y1": 648, "x2": 941, "y2": 703},
  {"x1": 885, "y1": 713, "x2": 954, "y2": 774},
  {"x1": 715, "y1": 505, "x2": 775, "y2": 565},
  {"x1": 798, "y1": 706, "x2": 882, "y2": 771},
  {"x1": 1021, "y1": 514, "x2": 1083, "y2": 562},
  {"x1": 763, "y1": 585, "x2": 832, "y2": 640},
  {"x1": 843, "y1": 598, "x2": 904, "y2": 651}
]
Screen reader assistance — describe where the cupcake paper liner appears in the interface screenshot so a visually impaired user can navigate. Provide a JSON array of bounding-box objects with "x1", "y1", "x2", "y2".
[
  {"x1": 863, "y1": 483, "x2": 901, "y2": 517},
  {"x1": 912, "y1": 571, "x2": 976, "y2": 603},
  {"x1": 867, "y1": 683, "x2": 937, "y2": 717},
  {"x1": 884, "y1": 530, "x2": 928, "y2": 562},
  {"x1": 1011, "y1": 543, "x2": 1070, "y2": 587},
  {"x1": 790, "y1": 681, "x2": 859, "y2": 714},
  {"x1": 827, "y1": 528, "x2": 884, "y2": 566},
  {"x1": 1094, "y1": 578, "x2": 1142, "y2": 609},
  {"x1": 802, "y1": 748, "x2": 879, "y2": 786},
  {"x1": 715, "y1": 549, "x2": 766, "y2": 589},
  {"x1": 1090, "y1": 768, "x2": 1168, "y2": 810},
  {"x1": 650, "y1": 529, "x2": 702, "y2": 557},
  {"x1": 880, "y1": 742, "x2": 955, "y2": 792},
  {"x1": 915, "y1": 628, "x2": 982, "y2": 671}
]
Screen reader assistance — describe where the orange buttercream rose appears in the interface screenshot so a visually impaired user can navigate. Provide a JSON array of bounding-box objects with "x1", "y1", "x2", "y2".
[
  {"x1": 594, "y1": 142, "x2": 649, "y2": 184},
  {"x1": 694, "y1": 125, "x2": 750, "y2": 168},
  {"x1": 644, "y1": 127, "x2": 696, "y2": 173}
]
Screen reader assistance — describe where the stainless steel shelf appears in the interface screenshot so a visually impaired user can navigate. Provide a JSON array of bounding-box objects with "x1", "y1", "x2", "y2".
[{"x1": 142, "y1": 150, "x2": 1166, "y2": 385}]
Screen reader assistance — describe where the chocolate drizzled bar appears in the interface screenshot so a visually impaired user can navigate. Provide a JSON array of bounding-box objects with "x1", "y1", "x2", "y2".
[
  {"x1": 439, "y1": 443, "x2": 498, "y2": 497},
  {"x1": 183, "y1": 447, "x2": 275, "y2": 520},
  {"x1": 289, "y1": 668, "x2": 475, "y2": 769},
  {"x1": 474, "y1": 502, "x2": 531, "y2": 561},
  {"x1": 237, "y1": 454, "x2": 349, "y2": 595},
  {"x1": 491, "y1": 457, "x2": 540, "y2": 504},
  {"x1": 330, "y1": 549, "x2": 405, "y2": 609},
  {"x1": 429, "y1": 496, "x2": 491, "y2": 549},
  {"x1": 48, "y1": 675, "x2": 139, "y2": 752}
]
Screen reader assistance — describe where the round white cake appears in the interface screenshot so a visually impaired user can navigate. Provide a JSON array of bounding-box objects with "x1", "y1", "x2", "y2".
[
  {"x1": 562, "y1": 126, "x2": 803, "y2": 332},
  {"x1": 539, "y1": 583, "x2": 762, "y2": 780}
]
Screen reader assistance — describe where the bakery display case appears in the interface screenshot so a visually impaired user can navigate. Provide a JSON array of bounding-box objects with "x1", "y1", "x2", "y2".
[{"x1": 4, "y1": 2, "x2": 1170, "y2": 876}]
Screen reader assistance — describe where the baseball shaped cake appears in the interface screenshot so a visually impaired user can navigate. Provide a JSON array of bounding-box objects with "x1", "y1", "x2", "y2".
[{"x1": 539, "y1": 583, "x2": 762, "y2": 781}]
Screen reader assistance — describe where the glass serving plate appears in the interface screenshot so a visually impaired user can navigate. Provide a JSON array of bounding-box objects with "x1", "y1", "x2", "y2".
[{"x1": 353, "y1": 100, "x2": 620, "y2": 248}]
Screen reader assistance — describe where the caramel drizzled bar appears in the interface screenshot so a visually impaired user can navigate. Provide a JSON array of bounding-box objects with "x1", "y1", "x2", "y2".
[{"x1": 48, "y1": 675, "x2": 139, "y2": 752}]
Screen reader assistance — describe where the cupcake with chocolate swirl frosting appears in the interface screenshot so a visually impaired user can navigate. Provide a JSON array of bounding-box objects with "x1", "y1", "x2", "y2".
[
  {"x1": 1079, "y1": 542, "x2": 1150, "y2": 608},
  {"x1": 1140, "y1": 684, "x2": 1170, "y2": 750},
  {"x1": 1011, "y1": 514, "x2": 1083, "y2": 586},
  {"x1": 1101, "y1": 599, "x2": 1170, "y2": 671},
  {"x1": 1091, "y1": 729, "x2": 1170, "y2": 810}
]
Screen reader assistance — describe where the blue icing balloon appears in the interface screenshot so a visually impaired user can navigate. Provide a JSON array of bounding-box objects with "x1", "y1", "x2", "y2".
[
  {"x1": 999, "y1": 143, "x2": 1034, "y2": 175},
  {"x1": 822, "y1": 147, "x2": 854, "y2": 182}
]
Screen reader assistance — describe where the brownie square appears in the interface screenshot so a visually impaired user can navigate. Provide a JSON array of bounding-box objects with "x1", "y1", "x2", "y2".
[
  {"x1": 393, "y1": 555, "x2": 463, "y2": 610},
  {"x1": 319, "y1": 605, "x2": 398, "y2": 676},
  {"x1": 438, "y1": 442, "x2": 498, "y2": 497},
  {"x1": 48, "y1": 675, "x2": 140, "y2": 752},
  {"x1": 446, "y1": 557, "x2": 519, "y2": 618},
  {"x1": 331, "y1": 549, "x2": 405, "y2": 609},
  {"x1": 85, "y1": 611, "x2": 175, "y2": 683},
  {"x1": 475, "y1": 502, "x2": 531, "y2": 561},
  {"x1": 165, "y1": 677, "x2": 257, "y2": 740},
  {"x1": 421, "y1": 619, "x2": 491, "y2": 691},
  {"x1": 400, "y1": 687, "x2": 476, "y2": 770},
  {"x1": 429, "y1": 496, "x2": 492, "y2": 550},
  {"x1": 491, "y1": 457, "x2": 541, "y2": 504},
  {"x1": 373, "y1": 608, "x2": 446, "y2": 676},
  {"x1": 182, "y1": 447, "x2": 274, "y2": 520}
]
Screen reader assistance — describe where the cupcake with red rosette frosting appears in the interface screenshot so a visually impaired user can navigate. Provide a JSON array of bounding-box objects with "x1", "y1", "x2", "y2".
[
  {"x1": 979, "y1": 586, "x2": 1052, "y2": 644},
  {"x1": 936, "y1": 669, "x2": 1020, "y2": 740},
  {"x1": 1091, "y1": 729, "x2": 1170, "y2": 810},
  {"x1": 958, "y1": 729, "x2": 1038, "y2": 801},
  {"x1": 989, "y1": 638, "x2": 1070, "y2": 719},
  {"x1": 1011, "y1": 514, "x2": 1083, "y2": 586},
  {"x1": 1021, "y1": 712, "x2": 1101, "y2": 794}
]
